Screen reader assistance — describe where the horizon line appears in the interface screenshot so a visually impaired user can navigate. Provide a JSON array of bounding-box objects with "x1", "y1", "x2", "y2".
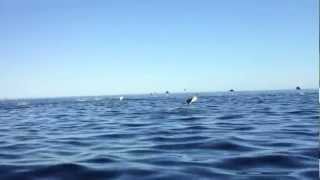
[{"x1": 0, "y1": 88, "x2": 317, "y2": 101}]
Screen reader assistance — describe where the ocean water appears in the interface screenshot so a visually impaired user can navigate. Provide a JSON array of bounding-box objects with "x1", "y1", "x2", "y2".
[{"x1": 0, "y1": 90, "x2": 318, "y2": 180}]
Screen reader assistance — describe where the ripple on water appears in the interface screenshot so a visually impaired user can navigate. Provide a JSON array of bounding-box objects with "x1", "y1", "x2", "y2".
[
  {"x1": 0, "y1": 91, "x2": 317, "y2": 179},
  {"x1": 217, "y1": 114, "x2": 244, "y2": 120},
  {"x1": 151, "y1": 140, "x2": 259, "y2": 153},
  {"x1": 2, "y1": 164, "x2": 121, "y2": 180},
  {"x1": 216, "y1": 154, "x2": 311, "y2": 170}
]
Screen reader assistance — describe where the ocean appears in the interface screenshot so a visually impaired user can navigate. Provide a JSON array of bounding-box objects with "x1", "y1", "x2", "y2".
[{"x1": 0, "y1": 90, "x2": 318, "y2": 180}]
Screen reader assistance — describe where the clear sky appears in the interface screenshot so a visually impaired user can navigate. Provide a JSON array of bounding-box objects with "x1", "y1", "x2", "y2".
[{"x1": 0, "y1": 0, "x2": 318, "y2": 98}]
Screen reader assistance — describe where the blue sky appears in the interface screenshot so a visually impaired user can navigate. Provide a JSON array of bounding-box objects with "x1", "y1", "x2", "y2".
[{"x1": 0, "y1": 0, "x2": 318, "y2": 98}]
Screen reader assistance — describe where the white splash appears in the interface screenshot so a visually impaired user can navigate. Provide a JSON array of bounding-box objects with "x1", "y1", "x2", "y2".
[{"x1": 186, "y1": 96, "x2": 198, "y2": 104}]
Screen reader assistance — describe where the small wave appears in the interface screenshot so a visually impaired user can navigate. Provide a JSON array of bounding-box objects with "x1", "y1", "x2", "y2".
[
  {"x1": 152, "y1": 140, "x2": 257, "y2": 152},
  {"x1": 202, "y1": 141, "x2": 258, "y2": 152},
  {"x1": 233, "y1": 126, "x2": 255, "y2": 131},
  {"x1": 122, "y1": 123, "x2": 151, "y2": 127},
  {"x1": 92, "y1": 133, "x2": 138, "y2": 139},
  {"x1": 0, "y1": 163, "x2": 121, "y2": 180},
  {"x1": 297, "y1": 169, "x2": 318, "y2": 179},
  {"x1": 292, "y1": 147, "x2": 319, "y2": 158},
  {"x1": 217, "y1": 114, "x2": 244, "y2": 120},
  {"x1": 287, "y1": 110, "x2": 318, "y2": 115},
  {"x1": 263, "y1": 142, "x2": 297, "y2": 147},
  {"x1": 183, "y1": 125, "x2": 211, "y2": 130},
  {"x1": 80, "y1": 157, "x2": 117, "y2": 164},
  {"x1": 93, "y1": 97, "x2": 103, "y2": 101},
  {"x1": 76, "y1": 98, "x2": 88, "y2": 102},
  {"x1": 147, "y1": 135, "x2": 209, "y2": 143},
  {"x1": 216, "y1": 154, "x2": 308, "y2": 170},
  {"x1": 17, "y1": 102, "x2": 29, "y2": 106},
  {"x1": 176, "y1": 116, "x2": 205, "y2": 121}
]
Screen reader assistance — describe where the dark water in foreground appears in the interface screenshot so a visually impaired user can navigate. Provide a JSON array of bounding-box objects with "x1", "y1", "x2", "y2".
[{"x1": 0, "y1": 90, "x2": 318, "y2": 180}]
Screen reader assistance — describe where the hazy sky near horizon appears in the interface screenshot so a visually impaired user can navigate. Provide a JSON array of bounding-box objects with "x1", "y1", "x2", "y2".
[{"x1": 0, "y1": 0, "x2": 318, "y2": 98}]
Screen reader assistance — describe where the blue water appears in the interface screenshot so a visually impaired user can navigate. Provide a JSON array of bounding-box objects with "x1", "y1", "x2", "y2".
[{"x1": 0, "y1": 90, "x2": 318, "y2": 180}]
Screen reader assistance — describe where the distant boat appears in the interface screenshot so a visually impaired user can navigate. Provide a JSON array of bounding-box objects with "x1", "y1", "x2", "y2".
[
  {"x1": 119, "y1": 96, "x2": 124, "y2": 101},
  {"x1": 186, "y1": 96, "x2": 198, "y2": 104},
  {"x1": 165, "y1": 91, "x2": 170, "y2": 94},
  {"x1": 296, "y1": 86, "x2": 301, "y2": 90},
  {"x1": 229, "y1": 89, "x2": 235, "y2": 92}
]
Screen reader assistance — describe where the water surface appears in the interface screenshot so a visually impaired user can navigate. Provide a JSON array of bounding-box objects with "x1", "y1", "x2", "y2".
[{"x1": 0, "y1": 90, "x2": 318, "y2": 179}]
